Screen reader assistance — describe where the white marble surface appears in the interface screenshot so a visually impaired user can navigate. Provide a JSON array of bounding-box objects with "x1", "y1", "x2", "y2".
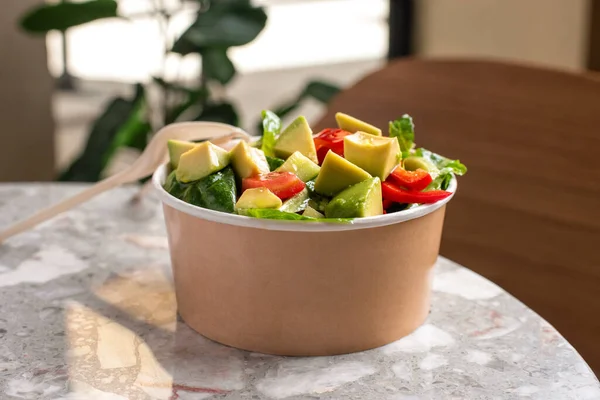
[{"x1": 0, "y1": 184, "x2": 599, "y2": 400}]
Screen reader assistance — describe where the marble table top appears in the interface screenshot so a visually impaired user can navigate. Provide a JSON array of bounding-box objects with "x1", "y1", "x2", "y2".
[{"x1": 0, "y1": 184, "x2": 598, "y2": 400}]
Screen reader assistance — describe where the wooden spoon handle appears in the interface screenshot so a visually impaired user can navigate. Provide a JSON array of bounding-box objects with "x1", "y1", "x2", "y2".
[{"x1": 0, "y1": 172, "x2": 129, "y2": 243}]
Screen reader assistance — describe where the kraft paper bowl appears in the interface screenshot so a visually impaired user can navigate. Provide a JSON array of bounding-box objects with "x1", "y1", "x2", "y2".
[{"x1": 152, "y1": 142, "x2": 456, "y2": 357}]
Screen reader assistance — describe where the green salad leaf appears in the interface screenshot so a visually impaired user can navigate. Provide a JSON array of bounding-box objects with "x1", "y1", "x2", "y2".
[
  {"x1": 164, "y1": 166, "x2": 237, "y2": 213},
  {"x1": 389, "y1": 114, "x2": 415, "y2": 157},
  {"x1": 260, "y1": 110, "x2": 280, "y2": 157},
  {"x1": 426, "y1": 170, "x2": 454, "y2": 191},
  {"x1": 243, "y1": 209, "x2": 352, "y2": 223},
  {"x1": 265, "y1": 155, "x2": 285, "y2": 171},
  {"x1": 415, "y1": 148, "x2": 467, "y2": 176}
]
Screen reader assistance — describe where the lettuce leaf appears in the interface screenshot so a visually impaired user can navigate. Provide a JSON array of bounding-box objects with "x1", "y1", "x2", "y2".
[
  {"x1": 389, "y1": 114, "x2": 415, "y2": 157},
  {"x1": 414, "y1": 148, "x2": 467, "y2": 176},
  {"x1": 260, "y1": 110, "x2": 280, "y2": 157},
  {"x1": 243, "y1": 208, "x2": 352, "y2": 223}
]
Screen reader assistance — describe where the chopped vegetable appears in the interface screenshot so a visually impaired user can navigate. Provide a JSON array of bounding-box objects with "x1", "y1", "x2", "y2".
[
  {"x1": 163, "y1": 111, "x2": 466, "y2": 222},
  {"x1": 260, "y1": 110, "x2": 280, "y2": 157},
  {"x1": 165, "y1": 167, "x2": 236, "y2": 213},
  {"x1": 387, "y1": 168, "x2": 432, "y2": 191},
  {"x1": 236, "y1": 187, "x2": 282, "y2": 210},
  {"x1": 313, "y1": 128, "x2": 351, "y2": 164},
  {"x1": 279, "y1": 188, "x2": 309, "y2": 213},
  {"x1": 382, "y1": 182, "x2": 452, "y2": 204},
  {"x1": 242, "y1": 171, "x2": 306, "y2": 200}
]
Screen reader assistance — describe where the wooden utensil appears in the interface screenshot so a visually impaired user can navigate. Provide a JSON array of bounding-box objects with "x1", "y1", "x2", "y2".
[{"x1": 0, "y1": 122, "x2": 250, "y2": 243}]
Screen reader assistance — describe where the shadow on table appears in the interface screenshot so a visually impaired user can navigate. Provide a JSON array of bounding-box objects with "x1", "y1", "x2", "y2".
[{"x1": 64, "y1": 266, "x2": 250, "y2": 399}]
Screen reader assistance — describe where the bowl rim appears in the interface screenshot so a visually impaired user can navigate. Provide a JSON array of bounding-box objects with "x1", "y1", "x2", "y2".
[{"x1": 152, "y1": 163, "x2": 456, "y2": 232}]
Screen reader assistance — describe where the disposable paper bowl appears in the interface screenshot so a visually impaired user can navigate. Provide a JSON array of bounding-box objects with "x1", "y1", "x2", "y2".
[{"x1": 153, "y1": 146, "x2": 456, "y2": 356}]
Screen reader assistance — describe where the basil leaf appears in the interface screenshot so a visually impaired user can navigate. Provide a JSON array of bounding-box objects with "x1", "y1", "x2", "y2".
[
  {"x1": 260, "y1": 110, "x2": 280, "y2": 157},
  {"x1": 265, "y1": 155, "x2": 285, "y2": 171},
  {"x1": 389, "y1": 114, "x2": 415, "y2": 157}
]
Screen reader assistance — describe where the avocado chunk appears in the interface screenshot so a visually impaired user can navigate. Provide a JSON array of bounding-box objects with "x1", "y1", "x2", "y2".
[
  {"x1": 168, "y1": 140, "x2": 196, "y2": 168},
  {"x1": 176, "y1": 141, "x2": 230, "y2": 183},
  {"x1": 279, "y1": 188, "x2": 309, "y2": 213},
  {"x1": 276, "y1": 151, "x2": 320, "y2": 182},
  {"x1": 325, "y1": 177, "x2": 383, "y2": 218},
  {"x1": 314, "y1": 151, "x2": 371, "y2": 196},
  {"x1": 236, "y1": 188, "x2": 282, "y2": 210},
  {"x1": 230, "y1": 141, "x2": 270, "y2": 179},
  {"x1": 165, "y1": 167, "x2": 237, "y2": 213},
  {"x1": 335, "y1": 112, "x2": 382, "y2": 136},
  {"x1": 302, "y1": 205, "x2": 324, "y2": 218},
  {"x1": 403, "y1": 156, "x2": 438, "y2": 173},
  {"x1": 273, "y1": 116, "x2": 318, "y2": 163},
  {"x1": 344, "y1": 132, "x2": 401, "y2": 180}
]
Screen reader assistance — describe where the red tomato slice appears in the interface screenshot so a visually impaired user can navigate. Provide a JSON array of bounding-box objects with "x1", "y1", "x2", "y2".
[
  {"x1": 242, "y1": 172, "x2": 306, "y2": 200},
  {"x1": 314, "y1": 128, "x2": 351, "y2": 164}
]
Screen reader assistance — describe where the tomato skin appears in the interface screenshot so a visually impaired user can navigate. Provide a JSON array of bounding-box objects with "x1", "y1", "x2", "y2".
[
  {"x1": 242, "y1": 172, "x2": 306, "y2": 200},
  {"x1": 382, "y1": 182, "x2": 451, "y2": 204},
  {"x1": 387, "y1": 168, "x2": 432, "y2": 191},
  {"x1": 314, "y1": 128, "x2": 351, "y2": 164}
]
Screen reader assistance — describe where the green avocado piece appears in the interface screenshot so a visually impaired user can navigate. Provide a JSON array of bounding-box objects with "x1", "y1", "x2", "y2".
[
  {"x1": 176, "y1": 141, "x2": 230, "y2": 183},
  {"x1": 236, "y1": 187, "x2": 282, "y2": 210},
  {"x1": 335, "y1": 112, "x2": 382, "y2": 136},
  {"x1": 302, "y1": 205, "x2": 324, "y2": 218},
  {"x1": 165, "y1": 167, "x2": 237, "y2": 213},
  {"x1": 168, "y1": 139, "x2": 196, "y2": 168},
  {"x1": 273, "y1": 116, "x2": 318, "y2": 163},
  {"x1": 325, "y1": 177, "x2": 383, "y2": 218},
  {"x1": 230, "y1": 141, "x2": 270, "y2": 179},
  {"x1": 314, "y1": 151, "x2": 371, "y2": 196},
  {"x1": 279, "y1": 188, "x2": 309, "y2": 213},
  {"x1": 344, "y1": 132, "x2": 401, "y2": 180},
  {"x1": 276, "y1": 151, "x2": 320, "y2": 182},
  {"x1": 403, "y1": 156, "x2": 438, "y2": 173}
]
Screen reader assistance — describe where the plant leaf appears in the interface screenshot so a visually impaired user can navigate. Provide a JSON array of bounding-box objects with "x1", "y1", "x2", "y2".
[
  {"x1": 302, "y1": 80, "x2": 341, "y2": 103},
  {"x1": 194, "y1": 102, "x2": 239, "y2": 126},
  {"x1": 165, "y1": 88, "x2": 209, "y2": 124},
  {"x1": 172, "y1": 3, "x2": 266, "y2": 51},
  {"x1": 103, "y1": 85, "x2": 151, "y2": 158},
  {"x1": 243, "y1": 208, "x2": 352, "y2": 223},
  {"x1": 59, "y1": 85, "x2": 147, "y2": 182},
  {"x1": 389, "y1": 114, "x2": 415, "y2": 156},
  {"x1": 416, "y1": 148, "x2": 467, "y2": 176},
  {"x1": 260, "y1": 110, "x2": 280, "y2": 157},
  {"x1": 20, "y1": 0, "x2": 118, "y2": 33},
  {"x1": 201, "y1": 48, "x2": 236, "y2": 84}
]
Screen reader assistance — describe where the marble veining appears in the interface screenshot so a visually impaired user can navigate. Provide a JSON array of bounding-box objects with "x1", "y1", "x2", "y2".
[{"x1": 0, "y1": 184, "x2": 598, "y2": 400}]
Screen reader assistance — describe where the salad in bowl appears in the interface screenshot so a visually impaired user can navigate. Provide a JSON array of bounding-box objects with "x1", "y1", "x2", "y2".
[{"x1": 162, "y1": 111, "x2": 466, "y2": 222}]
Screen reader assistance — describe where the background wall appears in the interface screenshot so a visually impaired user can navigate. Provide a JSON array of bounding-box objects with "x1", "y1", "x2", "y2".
[
  {"x1": 415, "y1": 0, "x2": 591, "y2": 71},
  {"x1": 0, "y1": 0, "x2": 55, "y2": 181}
]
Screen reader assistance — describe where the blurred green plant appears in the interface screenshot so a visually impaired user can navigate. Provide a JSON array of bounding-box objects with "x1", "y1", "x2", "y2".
[{"x1": 20, "y1": 0, "x2": 340, "y2": 182}]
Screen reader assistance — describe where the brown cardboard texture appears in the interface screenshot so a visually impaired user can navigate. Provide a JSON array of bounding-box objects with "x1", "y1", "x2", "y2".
[{"x1": 162, "y1": 203, "x2": 446, "y2": 356}]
